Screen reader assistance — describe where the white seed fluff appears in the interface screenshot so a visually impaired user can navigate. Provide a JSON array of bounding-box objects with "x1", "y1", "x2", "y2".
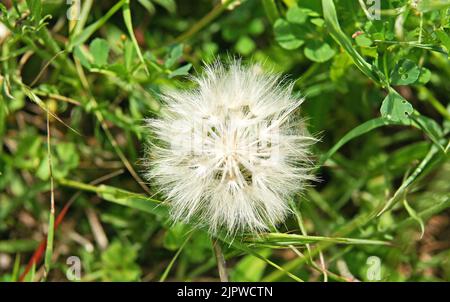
[{"x1": 144, "y1": 61, "x2": 314, "y2": 235}]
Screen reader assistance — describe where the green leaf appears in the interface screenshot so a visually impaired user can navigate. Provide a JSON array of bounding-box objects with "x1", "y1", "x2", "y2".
[
  {"x1": 286, "y1": 5, "x2": 310, "y2": 24},
  {"x1": 89, "y1": 38, "x2": 110, "y2": 66},
  {"x1": 68, "y1": 0, "x2": 126, "y2": 50},
  {"x1": 304, "y1": 41, "x2": 336, "y2": 62},
  {"x1": 310, "y1": 18, "x2": 325, "y2": 27},
  {"x1": 0, "y1": 240, "x2": 38, "y2": 253},
  {"x1": 435, "y1": 29, "x2": 450, "y2": 55},
  {"x1": 248, "y1": 19, "x2": 265, "y2": 35},
  {"x1": 245, "y1": 233, "x2": 390, "y2": 246},
  {"x1": 262, "y1": 0, "x2": 281, "y2": 24},
  {"x1": 273, "y1": 19, "x2": 304, "y2": 50},
  {"x1": 124, "y1": 39, "x2": 137, "y2": 72},
  {"x1": 412, "y1": 114, "x2": 445, "y2": 151},
  {"x1": 380, "y1": 89, "x2": 414, "y2": 122},
  {"x1": 164, "y1": 223, "x2": 190, "y2": 250},
  {"x1": 355, "y1": 34, "x2": 373, "y2": 47},
  {"x1": 230, "y1": 250, "x2": 270, "y2": 282},
  {"x1": 330, "y1": 52, "x2": 352, "y2": 81},
  {"x1": 137, "y1": 0, "x2": 155, "y2": 15},
  {"x1": 153, "y1": 0, "x2": 177, "y2": 14},
  {"x1": 100, "y1": 240, "x2": 141, "y2": 281},
  {"x1": 26, "y1": 0, "x2": 42, "y2": 23},
  {"x1": 220, "y1": 237, "x2": 304, "y2": 282},
  {"x1": 165, "y1": 44, "x2": 184, "y2": 68},
  {"x1": 235, "y1": 35, "x2": 256, "y2": 55},
  {"x1": 417, "y1": 67, "x2": 431, "y2": 84},
  {"x1": 74, "y1": 46, "x2": 92, "y2": 69},
  {"x1": 318, "y1": 117, "x2": 407, "y2": 166},
  {"x1": 169, "y1": 63, "x2": 192, "y2": 78},
  {"x1": 322, "y1": 0, "x2": 385, "y2": 85},
  {"x1": 378, "y1": 144, "x2": 443, "y2": 216},
  {"x1": 390, "y1": 59, "x2": 421, "y2": 85}
]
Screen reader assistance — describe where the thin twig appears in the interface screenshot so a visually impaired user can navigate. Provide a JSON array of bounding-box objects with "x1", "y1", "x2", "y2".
[
  {"x1": 34, "y1": 91, "x2": 81, "y2": 106},
  {"x1": 30, "y1": 50, "x2": 66, "y2": 87}
]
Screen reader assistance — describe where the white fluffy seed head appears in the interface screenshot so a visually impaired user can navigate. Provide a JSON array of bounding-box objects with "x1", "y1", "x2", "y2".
[{"x1": 144, "y1": 60, "x2": 315, "y2": 235}]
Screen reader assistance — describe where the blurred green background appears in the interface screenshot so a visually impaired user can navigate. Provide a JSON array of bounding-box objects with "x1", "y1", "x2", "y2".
[{"x1": 0, "y1": 0, "x2": 449, "y2": 281}]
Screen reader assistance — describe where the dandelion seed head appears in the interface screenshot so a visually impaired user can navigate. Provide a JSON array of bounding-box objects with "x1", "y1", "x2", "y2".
[{"x1": 144, "y1": 60, "x2": 315, "y2": 235}]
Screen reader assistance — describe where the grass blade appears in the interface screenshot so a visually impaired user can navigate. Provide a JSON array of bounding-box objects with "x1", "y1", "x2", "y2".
[
  {"x1": 159, "y1": 233, "x2": 192, "y2": 282},
  {"x1": 245, "y1": 233, "x2": 390, "y2": 247},
  {"x1": 377, "y1": 143, "x2": 444, "y2": 216},
  {"x1": 43, "y1": 212, "x2": 55, "y2": 280},
  {"x1": 318, "y1": 117, "x2": 404, "y2": 167},
  {"x1": 122, "y1": 0, "x2": 150, "y2": 76},
  {"x1": 68, "y1": 0, "x2": 126, "y2": 50}
]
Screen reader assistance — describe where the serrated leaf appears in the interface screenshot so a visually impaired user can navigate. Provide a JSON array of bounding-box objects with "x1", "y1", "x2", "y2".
[
  {"x1": 380, "y1": 89, "x2": 413, "y2": 122},
  {"x1": 390, "y1": 59, "x2": 420, "y2": 85}
]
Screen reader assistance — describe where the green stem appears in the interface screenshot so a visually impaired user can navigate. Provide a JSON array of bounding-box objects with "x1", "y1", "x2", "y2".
[{"x1": 170, "y1": 0, "x2": 237, "y2": 45}]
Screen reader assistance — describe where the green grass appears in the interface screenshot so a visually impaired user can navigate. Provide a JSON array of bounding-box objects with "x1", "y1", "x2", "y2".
[{"x1": 0, "y1": 0, "x2": 449, "y2": 282}]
